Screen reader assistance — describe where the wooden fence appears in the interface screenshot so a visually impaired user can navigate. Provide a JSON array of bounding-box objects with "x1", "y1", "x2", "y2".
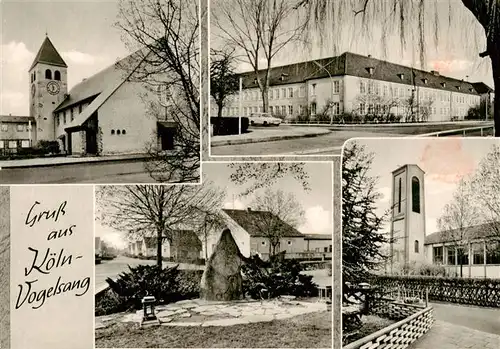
[{"x1": 372, "y1": 275, "x2": 500, "y2": 308}]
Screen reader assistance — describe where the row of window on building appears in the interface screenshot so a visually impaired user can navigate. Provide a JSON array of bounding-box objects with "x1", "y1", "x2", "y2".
[
  {"x1": 240, "y1": 81, "x2": 341, "y2": 102},
  {"x1": 0, "y1": 124, "x2": 32, "y2": 132},
  {"x1": 219, "y1": 101, "x2": 341, "y2": 117},
  {"x1": 359, "y1": 80, "x2": 480, "y2": 105},
  {"x1": 30, "y1": 69, "x2": 62, "y2": 83},
  {"x1": 432, "y1": 243, "x2": 500, "y2": 265},
  {"x1": 0, "y1": 139, "x2": 30, "y2": 149},
  {"x1": 358, "y1": 103, "x2": 468, "y2": 117}
]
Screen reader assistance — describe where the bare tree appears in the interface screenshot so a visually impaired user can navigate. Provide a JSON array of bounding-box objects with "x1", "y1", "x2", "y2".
[
  {"x1": 437, "y1": 177, "x2": 480, "y2": 277},
  {"x1": 470, "y1": 144, "x2": 500, "y2": 236},
  {"x1": 297, "y1": 0, "x2": 500, "y2": 135},
  {"x1": 96, "y1": 184, "x2": 225, "y2": 268},
  {"x1": 228, "y1": 162, "x2": 311, "y2": 196},
  {"x1": 250, "y1": 189, "x2": 305, "y2": 257},
  {"x1": 115, "y1": 0, "x2": 201, "y2": 183},
  {"x1": 210, "y1": 48, "x2": 239, "y2": 134},
  {"x1": 196, "y1": 211, "x2": 226, "y2": 261},
  {"x1": 212, "y1": 0, "x2": 309, "y2": 112}
]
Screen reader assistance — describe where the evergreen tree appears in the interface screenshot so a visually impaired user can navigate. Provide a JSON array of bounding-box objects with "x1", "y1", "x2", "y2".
[{"x1": 342, "y1": 141, "x2": 390, "y2": 285}]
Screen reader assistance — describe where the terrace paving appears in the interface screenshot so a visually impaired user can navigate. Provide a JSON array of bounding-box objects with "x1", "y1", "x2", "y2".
[{"x1": 95, "y1": 297, "x2": 328, "y2": 329}]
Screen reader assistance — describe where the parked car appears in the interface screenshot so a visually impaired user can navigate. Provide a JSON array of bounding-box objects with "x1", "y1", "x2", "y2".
[{"x1": 248, "y1": 112, "x2": 282, "y2": 126}]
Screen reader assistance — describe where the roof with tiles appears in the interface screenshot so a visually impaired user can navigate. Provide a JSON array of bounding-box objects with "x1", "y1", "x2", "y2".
[
  {"x1": 0, "y1": 115, "x2": 36, "y2": 124},
  {"x1": 30, "y1": 36, "x2": 67, "y2": 71},
  {"x1": 424, "y1": 222, "x2": 500, "y2": 245},
  {"x1": 222, "y1": 208, "x2": 305, "y2": 238},
  {"x1": 53, "y1": 53, "x2": 141, "y2": 113},
  {"x1": 239, "y1": 52, "x2": 487, "y2": 96}
]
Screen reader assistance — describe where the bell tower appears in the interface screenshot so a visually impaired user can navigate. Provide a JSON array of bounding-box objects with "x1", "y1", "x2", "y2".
[
  {"x1": 29, "y1": 35, "x2": 68, "y2": 142},
  {"x1": 389, "y1": 164, "x2": 426, "y2": 272}
]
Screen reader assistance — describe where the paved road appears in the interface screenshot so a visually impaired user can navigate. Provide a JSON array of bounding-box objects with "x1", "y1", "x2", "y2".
[
  {"x1": 211, "y1": 130, "x2": 404, "y2": 156},
  {"x1": 210, "y1": 122, "x2": 492, "y2": 156},
  {"x1": 95, "y1": 255, "x2": 205, "y2": 292},
  {"x1": 411, "y1": 302, "x2": 500, "y2": 349},
  {"x1": 0, "y1": 160, "x2": 156, "y2": 184}
]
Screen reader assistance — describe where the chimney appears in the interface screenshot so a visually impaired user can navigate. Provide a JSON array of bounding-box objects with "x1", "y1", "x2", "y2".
[
  {"x1": 431, "y1": 70, "x2": 440, "y2": 76},
  {"x1": 247, "y1": 207, "x2": 252, "y2": 212}
]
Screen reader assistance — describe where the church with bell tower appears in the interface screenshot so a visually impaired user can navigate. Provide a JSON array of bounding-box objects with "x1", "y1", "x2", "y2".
[
  {"x1": 0, "y1": 34, "x2": 180, "y2": 157},
  {"x1": 28, "y1": 35, "x2": 68, "y2": 142},
  {"x1": 389, "y1": 164, "x2": 427, "y2": 271}
]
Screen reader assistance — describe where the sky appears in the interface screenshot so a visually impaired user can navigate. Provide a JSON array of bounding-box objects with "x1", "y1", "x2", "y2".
[
  {"x1": 1, "y1": 0, "x2": 129, "y2": 115},
  {"x1": 202, "y1": 162, "x2": 333, "y2": 236},
  {"x1": 96, "y1": 162, "x2": 333, "y2": 248},
  {"x1": 210, "y1": 0, "x2": 494, "y2": 88},
  {"x1": 347, "y1": 138, "x2": 499, "y2": 236}
]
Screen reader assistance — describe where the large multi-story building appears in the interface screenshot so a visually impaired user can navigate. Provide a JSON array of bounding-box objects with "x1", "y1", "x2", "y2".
[
  {"x1": 216, "y1": 52, "x2": 493, "y2": 122},
  {"x1": 3, "y1": 35, "x2": 179, "y2": 156}
]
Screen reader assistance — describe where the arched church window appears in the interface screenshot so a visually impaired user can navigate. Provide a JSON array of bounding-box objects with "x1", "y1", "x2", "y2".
[
  {"x1": 397, "y1": 178, "x2": 402, "y2": 213},
  {"x1": 412, "y1": 177, "x2": 420, "y2": 213},
  {"x1": 414, "y1": 240, "x2": 419, "y2": 253},
  {"x1": 45, "y1": 69, "x2": 52, "y2": 80},
  {"x1": 54, "y1": 70, "x2": 61, "y2": 81}
]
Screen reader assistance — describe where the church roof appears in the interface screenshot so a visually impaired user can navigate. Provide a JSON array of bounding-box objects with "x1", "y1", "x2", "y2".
[
  {"x1": 59, "y1": 50, "x2": 148, "y2": 131},
  {"x1": 29, "y1": 36, "x2": 67, "y2": 71}
]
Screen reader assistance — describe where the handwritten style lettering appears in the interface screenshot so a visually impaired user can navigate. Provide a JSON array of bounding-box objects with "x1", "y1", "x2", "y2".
[
  {"x1": 15, "y1": 276, "x2": 91, "y2": 310},
  {"x1": 25, "y1": 201, "x2": 67, "y2": 228},
  {"x1": 24, "y1": 247, "x2": 74, "y2": 277}
]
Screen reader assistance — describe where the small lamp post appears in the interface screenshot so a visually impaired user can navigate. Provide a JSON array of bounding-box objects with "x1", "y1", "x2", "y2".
[{"x1": 142, "y1": 295, "x2": 157, "y2": 321}]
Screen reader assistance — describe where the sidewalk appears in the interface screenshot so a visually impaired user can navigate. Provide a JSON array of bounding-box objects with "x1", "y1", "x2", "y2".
[
  {"x1": 412, "y1": 320, "x2": 500, "y2": 349},
  {"x1": 0, "y1": 153, "x2": 148, "y2": 169},
  {"x1": 210, "y1": 127, "x2": 330, "y2": 147}
]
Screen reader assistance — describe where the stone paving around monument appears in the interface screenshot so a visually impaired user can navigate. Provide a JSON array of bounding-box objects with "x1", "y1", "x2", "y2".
[{"x1": 96, "y1": 297, "x2": 328, "y2": 329}]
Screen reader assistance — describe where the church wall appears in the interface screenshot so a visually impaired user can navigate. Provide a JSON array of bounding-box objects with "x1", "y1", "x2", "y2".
[{"x1": 97, "y1": 81, "x2": 157, "y2": 155}]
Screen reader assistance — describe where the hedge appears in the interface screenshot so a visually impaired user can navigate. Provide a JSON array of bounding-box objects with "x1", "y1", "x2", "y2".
[{"x1": 210, "y1": 116, "x2": 249, "y2": 135}]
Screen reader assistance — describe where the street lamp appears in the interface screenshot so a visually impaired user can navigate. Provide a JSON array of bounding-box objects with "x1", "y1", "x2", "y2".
[{"x1": 312, "y1": 60, "x2": 335, "y2": 125}]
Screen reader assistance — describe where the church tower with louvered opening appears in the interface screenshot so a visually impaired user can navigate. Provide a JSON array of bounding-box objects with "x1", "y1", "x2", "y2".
[
  {"x1": 28, "y1": 35, "x2": 68, "y2": 142},
  {"x1": 389, "y1": 164, "x2": 426, "y2": 272}
]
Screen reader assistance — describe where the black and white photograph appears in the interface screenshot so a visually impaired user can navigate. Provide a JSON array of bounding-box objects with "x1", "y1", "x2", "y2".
[
  {"x1": 341, "y1": 138, "x2": 500, "y2": 349},
  {"x1": 1, "y1": 0, "x2": 201, "y2": 184},
  {"x1": 94, "y1": 162, "x2": 333, "y2": 348},
  {"x1": 209, "y1": 0, "x2": 496, "y2": 157}
]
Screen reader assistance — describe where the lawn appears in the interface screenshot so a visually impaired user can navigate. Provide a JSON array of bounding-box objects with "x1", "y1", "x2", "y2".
[
  {"x1": 343, "y1": 315, "x2": 395, "y2": 346},
  {"x1": 95, "y1": 311, "x2": 332, "y2": 348}
]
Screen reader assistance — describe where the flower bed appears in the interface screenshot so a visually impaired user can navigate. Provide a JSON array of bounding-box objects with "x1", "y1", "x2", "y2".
[
  {"x1": 372, "y1": 275, "x2": 500, "y2": 308},
  {"x1": 344, "y1": 299, "x2": 433, "y2": 349}
]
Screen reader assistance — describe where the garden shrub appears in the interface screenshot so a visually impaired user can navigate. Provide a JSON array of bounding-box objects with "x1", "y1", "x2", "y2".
[
  {"x1": 241, "y1": 254, "x2": 318, "y2": 299},
  {"x1": 36, "y1": 140, "x2": 60, "y2": 154},
  {"x1": 103, "y1": 264, "x2": 203, "y2": 313}
]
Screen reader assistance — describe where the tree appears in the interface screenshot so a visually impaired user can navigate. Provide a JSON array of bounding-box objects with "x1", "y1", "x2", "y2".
[
  {"x1": 210, "y1": 48, "x2": 240, "y2": 120},
  {"x1": 470, "y1": 144, "x2": 500, "y2": 236},
  {"x1": 212, "y1": 0, "x2": 309, "y2": 112},
  {"x1": 437, "y1": 177, "x2": 480, "y2": 277},
  {"x1": 115, "y1": 0, "x2": 201, "y2": 183},
  {"x1": 250, "y1": 189, "x2": 305, "y2": 257},
  {"x1": 196, "y1": 211, "x2": 226, "y2": 261},
  {"x1": 297, "y1": 0, "x2": 500, "y2": 135},
  {"x1": 96, "y1": 184, "x2": 225, "y2": 267},
  {"x1": 342, "y1": 141, "x2": 390, "y2": 284},
  {"x1": 228, "y1": 162, "x2": 311, "y2": 196}
]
